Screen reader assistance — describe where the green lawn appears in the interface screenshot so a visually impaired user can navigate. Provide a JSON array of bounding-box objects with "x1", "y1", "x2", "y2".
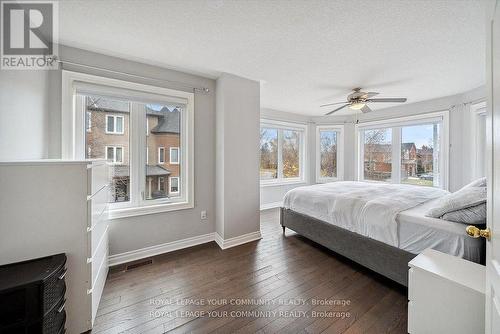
[{"x1": 402, "y1": 178, "x2": 434, "y2": 187}]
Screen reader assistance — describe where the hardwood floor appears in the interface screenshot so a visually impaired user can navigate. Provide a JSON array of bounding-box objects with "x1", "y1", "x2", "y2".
[{"x1": 92, "y1": 209, "x2": 408, "y2": 333}]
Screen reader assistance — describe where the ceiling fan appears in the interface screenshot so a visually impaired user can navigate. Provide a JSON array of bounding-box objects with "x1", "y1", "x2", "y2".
[{"x1": 321, "y1": 88, "x2": 407, "y2": 115}]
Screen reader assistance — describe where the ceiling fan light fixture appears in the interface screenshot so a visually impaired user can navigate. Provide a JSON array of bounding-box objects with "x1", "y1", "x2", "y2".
[{"x1": 349, "y1": 102, "x2": 366, "y2": 110}]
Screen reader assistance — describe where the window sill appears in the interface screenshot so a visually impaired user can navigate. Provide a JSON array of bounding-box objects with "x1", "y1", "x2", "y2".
[
  {"x1": 260, "y1": 180, "x2": 307, "y2": 188},
  {"x1": 108, "y1": 201, "x2": 194, "y2": 219},
  {"x1": 316, "y1": 177, "x2": 342, "y2": 184}
]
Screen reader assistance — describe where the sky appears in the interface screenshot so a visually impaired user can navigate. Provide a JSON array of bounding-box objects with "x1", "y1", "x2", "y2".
[{"x1": 402, "y1": 124, "x2": 437, "y2": 148}]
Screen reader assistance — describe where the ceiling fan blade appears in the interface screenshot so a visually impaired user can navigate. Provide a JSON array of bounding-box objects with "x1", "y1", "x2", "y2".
[
  {"x1": 320, "y1": 101, "x2": 348, "y2": 108},
  {"x1": 366, "y1": 97, "x2": 407, "y2": 103},
  {"x1": 362, "y1": 92, "x2": 379, "y2": 99},
  {"x1": 325, "y1": 104, "x2": 350, "y2": 115},
  {"x1": 360, "y1": 105, "x2": 372, "y2": 113}
]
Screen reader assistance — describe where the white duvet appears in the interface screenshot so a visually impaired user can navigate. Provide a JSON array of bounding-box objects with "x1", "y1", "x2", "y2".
[{"x1": 282, "y1": 181, "x2": 448, "y2": 246}]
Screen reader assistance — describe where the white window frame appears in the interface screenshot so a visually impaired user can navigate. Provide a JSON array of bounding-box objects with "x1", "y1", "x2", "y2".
[
  {"x1": 170, "y1": 147, "x2": 180, "y2": 164},
  {"x1": 158, "y1": 147, "x2": 165, "y2": 164},
  {"x1": 169, "y1": 176, "x2": 180, "y2": 195},
  {"x1": 260, "y1": 119, "x2": 307, "y2": 186},
  {"x1": 105, "y1": 114, "x2": 124, "y2": 134},
  {"x1": 315, "y1": 125, "x2": 344, "y2": 183},
  {"x1": 61, "y1": 70, "x2": 195, "y2": 218},
  {"x1": 105, "y1": 146, "x2": 124, "y2": 164},
  {"x1": 354, "y1": 111, "x2": 449, "y2": 189}
]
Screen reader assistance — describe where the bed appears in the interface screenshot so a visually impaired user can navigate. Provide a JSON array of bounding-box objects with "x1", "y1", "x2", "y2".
[{"x1": 280, "y1": 181, "x2": 485, "y2": 286}]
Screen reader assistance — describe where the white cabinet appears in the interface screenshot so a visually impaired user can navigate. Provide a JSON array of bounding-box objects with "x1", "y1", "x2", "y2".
[
  {"x1": 0, "y1": 160, "x2": 110, "y2": 333},
  {"x1": 408, "y1": 249, "x2": 485, "y2": 334}
]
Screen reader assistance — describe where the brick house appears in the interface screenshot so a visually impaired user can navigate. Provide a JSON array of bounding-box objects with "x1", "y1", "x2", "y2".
[
  {"x1": 85, "y1": 96, "x2": 180, "y2": 202},
  {"x1": 417, "y1": 145, "x2": 434, "y2": 174},
  {"x1": 364, "y1": 143, "x2": 392, "y2": 180},
  {"x1": 401, "y1": 142, "x2": 417, "y2": 178}
]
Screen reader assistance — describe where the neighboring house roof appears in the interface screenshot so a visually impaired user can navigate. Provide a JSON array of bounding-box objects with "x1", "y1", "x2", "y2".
[
  {"x1": 402, "y1": 143, "x2": 416, "y2": 151},
  {"x1": 150, "y1": 107, "x2": 180, "y2": 134},
  {"x1": 86, "y1": 96, "x2": 180, "y2": 134},
  {"x1": 87, "y1": 95, "x2": 129, "y2": 113},
  {"x1": 112, "y1": 164, "x2": 171, "y2": 178}
]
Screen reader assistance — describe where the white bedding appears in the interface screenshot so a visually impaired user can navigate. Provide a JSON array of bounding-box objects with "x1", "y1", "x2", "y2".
[
  {"x1": 282, "y1": 181, "x2": 448, "y2": 247},
  {"x1": 398, "y1": 198, "x2": 483, "y2": 262}
]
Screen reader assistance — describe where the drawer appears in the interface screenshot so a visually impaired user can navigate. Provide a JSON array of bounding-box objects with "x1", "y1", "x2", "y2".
[
  {"x1": 88, "y1": 161, "x2": 109, "y2": 195},
  {"x1": 407, "y1": 300, "x2": 414, "y2": 333},
  {"x1": 91, "y1": 227, "x2": 108, "y2": 287},
  {"x1": 408, "y1": 267, "x2": 414, "y2": 300},
  {"x1": 43, "y1": 298, "x2": 66, "y2": 334},
  {"x1": 91, "y1": 215, "x2": 108, "y2": 256},
  {"x1": 43, "y1": 266, "x2": 67, "y2": 315},
  {"x1": 88, "y1": 185, "x2": 109, "y2": 227}
]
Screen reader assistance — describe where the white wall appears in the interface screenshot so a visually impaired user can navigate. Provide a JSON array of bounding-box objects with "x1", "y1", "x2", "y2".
[
  {"x1": 0, "y1": 71, "x2": 51, "y2": 159},
  {"x1": 259, "y1": 108, "x2": 315, "y2": 208},
  {"x1": 46, "y1": 46, "x2": 217, "y2": 256},
  {"x1": 216, "y1": 73, "x2": 260, "y2": 239}
]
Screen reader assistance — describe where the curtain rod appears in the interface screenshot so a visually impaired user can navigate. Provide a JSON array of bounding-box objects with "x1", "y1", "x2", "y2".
[{"x1": 52, "y1": 57, "x2": 210, "y2": 94}]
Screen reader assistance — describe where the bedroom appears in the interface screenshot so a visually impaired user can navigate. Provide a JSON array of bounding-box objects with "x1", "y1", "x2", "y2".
[{"x1": 0, "y1": 0, "x2": 499, "y2": 333}]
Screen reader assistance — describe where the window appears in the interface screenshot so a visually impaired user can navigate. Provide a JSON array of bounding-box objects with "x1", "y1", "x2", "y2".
[
  {"x1": 170, "y1": 147, "x2": 179, "y2": 164},
  {"x1": 158, "y1": 147, "x2": 165, "y2": 164},
  {"x1": 106, "y1": 115, "x2": 124, "y2": 134},
  {"x1": 316, "y1": 126, "x2": 344, "y2": 182},
  {"x1": 401, "y1": 123, "x2": 440, "y2": 187},
  {"x1": 362, "y1": 128, "x2": 392, "y2": 182},
  {"x1": 357, "y1": 112, "x2": 448, "y2": 188},
  {"x1": 105, "y1": 146, "x2": 124, "y2": 163},
  {"x1": 63, "y1": 71, "x2": 194, "y2": 218},
  {"x1": 260, "y1": 120, "x2": 306, "y2": 184},
  {"x1": 169, "y1": 176, "x2": 179, "y2": 194}
]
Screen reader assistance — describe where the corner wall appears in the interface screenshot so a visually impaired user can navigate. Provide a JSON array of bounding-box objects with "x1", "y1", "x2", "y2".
[
  {"x1": 216, "y1": 73, "x2": 261, "y2": 240},
  {"x1": 260, "y1": 86, "x2": 485, "y2": 209}
]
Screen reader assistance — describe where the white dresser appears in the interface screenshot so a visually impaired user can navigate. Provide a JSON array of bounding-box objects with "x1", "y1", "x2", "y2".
[
  {"x1": 0, "y1": 160, "x2": 110, "y2": 333},
  {"x1": 408, "y1": 249, "x2": 485, "y2": 334}
]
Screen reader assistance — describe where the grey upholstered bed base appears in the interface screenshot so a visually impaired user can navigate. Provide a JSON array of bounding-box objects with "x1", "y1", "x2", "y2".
[{"x1": 280, "y1": 208, "x2": 416, "y2": 287}]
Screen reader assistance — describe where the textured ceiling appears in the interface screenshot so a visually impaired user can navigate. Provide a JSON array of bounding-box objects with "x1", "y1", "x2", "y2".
[{"x1": 58, "y1": 0, "x2": 485, "y2": 116}]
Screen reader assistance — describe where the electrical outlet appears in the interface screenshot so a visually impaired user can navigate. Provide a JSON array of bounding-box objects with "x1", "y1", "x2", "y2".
[{"x1": 200, "y1": 210, "x2": 207, "y2": 220}]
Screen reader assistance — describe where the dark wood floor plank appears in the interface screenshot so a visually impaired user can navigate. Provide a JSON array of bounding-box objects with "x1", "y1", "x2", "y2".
[{"x1": 91, "y1": 208, "x2": 407, "y2": 334}]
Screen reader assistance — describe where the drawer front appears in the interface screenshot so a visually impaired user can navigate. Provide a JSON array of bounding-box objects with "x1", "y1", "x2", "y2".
[
  {"x1": 407, "y1": 300, "x2": 414, "y2": 333},
  {"x1": 91, "y1": 213, "x2": 108, "y2": 256},
  {"x1": 88, "y1": 162, "x2": 109, "y2": 195},
  {"x1": 88, "y1": 185, "x2": 109, "y2": 227},
  {"x1": 43, "y1": 299, "x2": 66, "y2": 334},
  {"x1": 91, "y1": 227, "x2": 108, "y2": 288},
  {"x1": 408, "y1": 268, "x2": 414, "y2": 300},
  {"x1": 43, "y1": 266, "x2": 67, "y2": 315}
]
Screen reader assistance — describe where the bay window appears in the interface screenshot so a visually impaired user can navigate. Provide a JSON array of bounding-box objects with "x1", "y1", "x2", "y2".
[
  {"x1": 357, "y1": 112, "x2": 448, "y2": 188},
  {"x1": 260, "y1": 120, "x2": 306, "y2": 184},
  {"x1": 316, "y1": 125, "x2": 344, "y2": 182},
  {"x1": 62, "y1": 71, "x2": 194, "y2": 218}
]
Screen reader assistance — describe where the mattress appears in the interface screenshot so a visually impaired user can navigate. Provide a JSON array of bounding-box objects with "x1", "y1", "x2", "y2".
[
  {"x1": 397, "y1": 198, "x2": 484, "y2": 262},
  {"x1": 283, "y1": 183, "x2": 484, "y2": 263}
]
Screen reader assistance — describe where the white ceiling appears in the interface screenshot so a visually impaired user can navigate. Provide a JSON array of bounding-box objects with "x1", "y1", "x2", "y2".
[{"x1": 59, "y1": 0, "x2": 486, "y2": 116}]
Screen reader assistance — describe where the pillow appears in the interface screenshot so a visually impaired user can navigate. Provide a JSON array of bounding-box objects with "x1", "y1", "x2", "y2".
[
  {"x1": 463, "y1": 177, "x2": 487, "y2": 188},
  {"x1": 426, "y1": 179, "x2": 487, "y2": 218},
  {"x1": 441, "y1": 202, "x2": 486, "y2": 225}
]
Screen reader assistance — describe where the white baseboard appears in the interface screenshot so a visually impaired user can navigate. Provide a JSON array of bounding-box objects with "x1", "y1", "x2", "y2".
[
  {"x1": 260, "y1": 201, "x2": 282, "y2": 211},
  {"x1": 109, "y1": 230, "x2": 263, "y2": 266},
  {"x1": 214, "y1": 231, "x2": 262, "y2": 250},
  {"x1": 108, "y1": 232, "x2": 215, "y2": 266}
]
